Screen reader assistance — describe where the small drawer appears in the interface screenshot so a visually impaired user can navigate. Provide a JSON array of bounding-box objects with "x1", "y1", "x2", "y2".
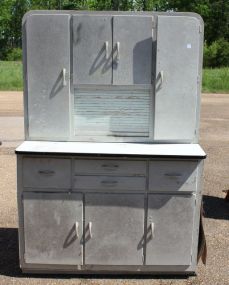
[
  {"x1": 23, "y1": 157, "x2": 71, "y2": 189},
  {"x1": 149, "y1": 161, "x2": 198, "y2": 192},
  {"x1": 74, "y1": 159, "x2": 146, "y2": 176},
  {"x1": 73, "y1": 176, "x2": 146, "y2": 191}
]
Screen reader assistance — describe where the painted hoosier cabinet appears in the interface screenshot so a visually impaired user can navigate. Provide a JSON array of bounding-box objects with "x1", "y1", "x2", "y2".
[{"x1": 16, "y1": 11, "x2": 206, "y2": 274}]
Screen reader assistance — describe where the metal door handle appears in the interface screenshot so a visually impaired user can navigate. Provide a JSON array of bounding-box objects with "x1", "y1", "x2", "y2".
[
  {"x1": 62, "y1": 68, "x2": 67, "y2": 86},
  {"x1": 89, "y1": 222, "x2": 92, "y2": 238},
  {"x1": 105, "y1": 41, "x2": 109, "y2": 59},
  {"x1": 116, "y1": 42, "x2": 120, "y2": 62},
  {"x1": 38, "y1": 170, "x2": 55, "y2": 175},
  {"x1": 75, "y1": 221, "x2": 79, "y2": 238},
  {"x1": 150, "y1": 222, "x2": 155, "y2": 239}
]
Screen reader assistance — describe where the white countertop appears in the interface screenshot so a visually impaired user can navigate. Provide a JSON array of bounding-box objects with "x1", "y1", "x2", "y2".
[{"x1": 15, "y1": 141, "x2": 206, "y2": 158}]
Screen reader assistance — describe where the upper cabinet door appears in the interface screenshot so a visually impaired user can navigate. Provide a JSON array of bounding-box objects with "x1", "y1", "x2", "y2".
[
  {"x1": 73, "y1": 15, "x2": 112, "y2": 85},
  {"x1": 154, "y1": 16, "x2": 201, "y2": 142},
  {"x1": 113, "y1": 16, "x2": 153, "y2": 85},
  {"x1": 25, "y1": 14, "x2": 70, "y2": 140}
]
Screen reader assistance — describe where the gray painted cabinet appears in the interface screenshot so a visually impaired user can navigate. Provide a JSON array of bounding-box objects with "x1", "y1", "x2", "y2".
[{"x1": 18, "y1": 10, "x2": 205, "y2": 276}]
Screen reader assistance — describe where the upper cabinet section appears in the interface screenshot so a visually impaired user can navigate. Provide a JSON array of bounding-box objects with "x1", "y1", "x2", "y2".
[{"x1": 73, "y1": 15, "x2": 153, "y2": 85}]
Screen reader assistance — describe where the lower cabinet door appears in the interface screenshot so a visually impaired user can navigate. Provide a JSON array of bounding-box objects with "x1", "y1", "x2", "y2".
[
  {"x1": 23, "y1": 192, "x2": 83, "y2": 265},
  {"x1": 146, "y1": 194, "x2": 195, "y2": 266},
  {"x1": 85, "y1": 193, "x2": 145, "y2": 265}
]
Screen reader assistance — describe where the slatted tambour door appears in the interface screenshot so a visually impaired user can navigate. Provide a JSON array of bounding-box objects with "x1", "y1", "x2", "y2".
[{"x1": 73, "y1": 89, "x2": 150, "y2": 138}]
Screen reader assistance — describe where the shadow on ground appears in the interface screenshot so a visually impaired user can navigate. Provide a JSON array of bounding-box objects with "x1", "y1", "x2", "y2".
[{"x1": 203, "y1": 194, "x2": 229, "y2": 220}]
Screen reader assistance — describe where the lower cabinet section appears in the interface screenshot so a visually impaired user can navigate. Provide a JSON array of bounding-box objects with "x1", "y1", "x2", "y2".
[{"x1": 22, "y1": 192, "x2": 197, "y2": 269}]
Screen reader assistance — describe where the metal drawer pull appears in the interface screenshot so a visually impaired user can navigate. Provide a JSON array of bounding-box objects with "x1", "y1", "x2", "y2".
[
  {"x1": 38, "y1": 170, "x2": 55, "y2": 175},
  {"x1": 101, "y1": 180, "x2": 118, "y2": 186},
  {"x1": 62, "y1": 68, "x2": 67, "y2": 86},
  {"x1": 164, "y1": 173, "x2": 182, "y2": 177},
  {"x1": 150, "y1": 223, "x2": 155, "y2": 239},
  {"x1": 116, "y1": 42, "x2": 120, "y2": 62},
  {"x1": 101, "y1": 164, "x2": 119, "y2": 168},
  {"x1": 89, "y1": 222, "x2": 92, "y2": 238},
  {"x1": 105, "y1": 41, "x2": 109, "y2": 59},
  {"x1": 75, "y1": 222, "x2": 79, "y2": 238}
]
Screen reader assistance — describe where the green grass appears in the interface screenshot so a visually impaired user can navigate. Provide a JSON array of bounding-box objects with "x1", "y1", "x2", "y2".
[
  {"x1": 0, "y1": 61, "x2": 23, "y2": 91},
  {"x1": 0, "y1": 61, "x2": 228, "y2": 93},
  {"x1": 202, "y1": 67, "x2": 229, "y2": 93}
]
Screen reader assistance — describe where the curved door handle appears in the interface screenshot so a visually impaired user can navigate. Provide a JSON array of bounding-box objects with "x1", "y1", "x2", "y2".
[
  {"x1": 105, "y1": 41, "x2": 109, "y2": 59},
  {"x1": 89, "y1": 222, "x2": 92, "y2": 238},
  {"x1": 62, "y1": 68, "x2": 67, "y2": 86},
  {"x1": 116, "y1": 42, "x2": 120, "y2": 63}
]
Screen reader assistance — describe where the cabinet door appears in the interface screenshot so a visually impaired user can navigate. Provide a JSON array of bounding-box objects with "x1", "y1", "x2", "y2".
[
  {"x1": 154, "y1": 16, "x2": 201, "y2": 141},
  {"x1": 25, "y1": 14, "x2": 70, "y2": 140},
  {"x1": 113, "y1": 16, "x2": 153, "y2": 85},
  {"x1": 146, "y1": 194, "x2": 195, "y2": 266},
  {"x1": 73, "y1": 15, "x2": 112, "y2": 85},
  {"x1": 85, "y1": 193, "x2": 144, "y2": 265},
  {"x1": 23, "y1": 193, "x2": 83, "y2": 265}
]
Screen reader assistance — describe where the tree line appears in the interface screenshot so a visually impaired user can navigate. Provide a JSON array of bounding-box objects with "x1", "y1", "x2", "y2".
[{"x1": 0, "y1": 0, "x2": 228, "y2": 67}]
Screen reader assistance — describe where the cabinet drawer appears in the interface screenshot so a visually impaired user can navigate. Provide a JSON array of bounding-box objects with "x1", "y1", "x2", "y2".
[
  {"x1": 149, "y1": 161, "x2": 198, "y2": 192},
  {"x1": 73, "y1": 176, "x2": 146, "y2": 190},
  {"x1": 23, "y1": 158, "x2": 71, "y2": 189},
  {"x1": 74, "y1": 159, "x2": 146, "y2": 176}
]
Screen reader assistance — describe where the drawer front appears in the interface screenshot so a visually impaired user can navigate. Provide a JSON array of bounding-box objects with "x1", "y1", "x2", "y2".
[
  {"x1": 73, "y1": 176, "x2": 146, "y2": 191},
  {"x1": 23, "y1": 158, "x2": 71, "y2": 189},
  {"x1": 149, "y1": 161, "x2": 198, "y2": 192},
  {"x1": 74, "y1": 159, "x2": 146, "y2": 176}
]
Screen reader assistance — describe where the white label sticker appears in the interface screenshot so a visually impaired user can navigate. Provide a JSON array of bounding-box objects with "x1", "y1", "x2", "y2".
[{"x1": 187, "y1": 43, "x2": 192, "y2": 49}]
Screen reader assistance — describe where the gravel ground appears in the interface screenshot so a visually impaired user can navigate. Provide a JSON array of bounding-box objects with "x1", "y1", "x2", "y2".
[{"x1": 0, "y1": 92, "x2": 228, "y2": 285}]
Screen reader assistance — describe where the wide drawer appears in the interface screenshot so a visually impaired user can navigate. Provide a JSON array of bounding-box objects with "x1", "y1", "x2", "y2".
[
  {"x1": 73, "y1": 176, "x2": 146, "y2": 190},
  {"x1": 23, "y1": 157, "x2": 71, "y2": 189},
  {"x1": 149, "y1": 161, "x2": 198, "y2": 192},
  {"x1": 74, "y1": 159, "x2": 146, "y2": 176}
]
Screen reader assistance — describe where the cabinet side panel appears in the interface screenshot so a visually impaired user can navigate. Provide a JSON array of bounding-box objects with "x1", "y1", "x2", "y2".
[{"x1": 26, "y1": 14, "x2": 70, "y2": 140}]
